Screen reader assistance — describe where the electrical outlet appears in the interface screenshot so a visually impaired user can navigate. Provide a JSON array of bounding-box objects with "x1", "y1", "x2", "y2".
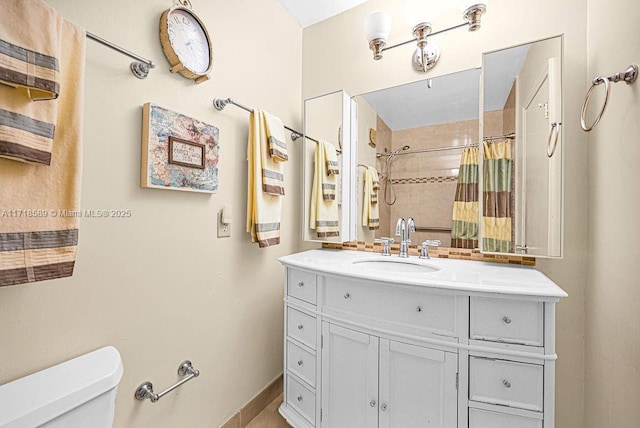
[{"x1": 217, "y1": 212, "x2": 231, "y2": 238}]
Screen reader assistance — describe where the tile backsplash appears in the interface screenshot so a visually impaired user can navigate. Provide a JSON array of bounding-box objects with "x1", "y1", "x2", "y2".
[{"x1": 322, "y1": 241, "x2": 535, "y2": 266}]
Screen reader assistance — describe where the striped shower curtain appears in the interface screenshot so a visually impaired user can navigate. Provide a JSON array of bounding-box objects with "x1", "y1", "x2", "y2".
[
  {"x1": 451, "y1": 147, "x2": 479, "y2": 248},
  {"x1": 482, "y1": 140, "x2": 512, "y2": 252}
]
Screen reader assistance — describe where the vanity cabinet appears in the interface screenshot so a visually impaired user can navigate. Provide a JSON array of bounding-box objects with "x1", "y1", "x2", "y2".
[
  {"x1": 279, "y1": 250, "x2": 566, "y2": 428},
  {"x1": 321, "y1": 323, "x2": 457, "y2": 428}
]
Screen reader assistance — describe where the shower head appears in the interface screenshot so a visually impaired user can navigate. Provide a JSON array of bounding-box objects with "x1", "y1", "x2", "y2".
[
  {"x1": 402, "y1": 145, "x2": 410, "y2": 151},
  {"x1": 390, "y1": 145, "x2": 411, "y2": 156}
]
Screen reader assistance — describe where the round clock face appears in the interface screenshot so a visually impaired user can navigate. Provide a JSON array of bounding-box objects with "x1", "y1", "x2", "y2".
[{"x1": 167, "y1": 9, "x2": 211, "y2": 74}]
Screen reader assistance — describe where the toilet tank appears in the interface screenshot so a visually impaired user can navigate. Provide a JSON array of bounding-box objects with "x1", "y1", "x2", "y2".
[{"x1": 0, "y1": 346, "x2": 123, "y2": 428}]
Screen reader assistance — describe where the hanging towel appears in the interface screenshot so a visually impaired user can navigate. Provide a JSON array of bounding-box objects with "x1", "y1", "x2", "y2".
[
  {"x1": 317, "y1": 141, "x2": 337, "y2": 201},
  {"x1": 310, "y1": 141, "x2": 340, "y2": 238},
  {"x1": 369, "y1": 166, "x2": 379, "y2": 204},
  {"x1": 0, "y1": 11, "x2": 85, "y2": 287},
  {"x1": 263, "y1": 111, "x2": 288, "y2": 162},
  {"x1": 246, "y1": 110, "x2": 283, "y2": 247},
  {"x1": 324, "y1": 141, "x2": 340, "y2": 176},
  {"x1": 0, "y1": 0, "x2": 67, "y2": 165},
  {"x1": 362, "y1": 167, "x2": 380, "y2": 230}
]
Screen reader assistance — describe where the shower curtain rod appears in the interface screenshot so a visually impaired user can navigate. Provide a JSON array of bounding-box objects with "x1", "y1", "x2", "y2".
[
  {"x1": 376, "y1": 143, "x2": 478, "y2": 158},
  {"x1": 483, "y1": 132, "x2": 516, "y2": 141},
  {"x1": 213, "y1": 97, "x2": 328, "y2": 146}
]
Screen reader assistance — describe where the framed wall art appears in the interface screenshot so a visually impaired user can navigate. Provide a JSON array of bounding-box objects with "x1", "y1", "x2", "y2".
[{"x1": 141, "y1": 102, "x2": 219, "y2": 193}]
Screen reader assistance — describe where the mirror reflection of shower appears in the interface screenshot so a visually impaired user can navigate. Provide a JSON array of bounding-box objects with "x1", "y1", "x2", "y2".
[{"x1": 377, "y1": 145, "x2": 410, "y2": 205}]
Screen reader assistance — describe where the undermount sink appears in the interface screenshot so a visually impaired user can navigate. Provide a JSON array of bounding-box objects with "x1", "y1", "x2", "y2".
[{"x1": 352, "y1": 258, "x2": 440, "y2": 273}]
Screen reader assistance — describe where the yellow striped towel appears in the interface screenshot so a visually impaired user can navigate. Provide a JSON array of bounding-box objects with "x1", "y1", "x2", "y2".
[
  {"x1": 310, "y1": 141, "x2": 340, "y2": 238},
  {"x1": 362, "y1": 167, "x2": 380, "y2": 230},
  {"x1": 0, "y1": 0, "x2": 70, "y2": 165},
  {"x1": 263, "y1": 111, "x2": 288, "y2": 162},
  {"x1": 324, "y1": 140, "x2": 340, "y2": 175},
  {"x1": 246, "y1": 111, "x2": 283, "y2": 247}
]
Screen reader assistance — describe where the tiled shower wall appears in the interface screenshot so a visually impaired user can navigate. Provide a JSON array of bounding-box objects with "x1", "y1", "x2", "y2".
[{"x1": 374, "y1": 111, "x2": 506, "y2": 247}]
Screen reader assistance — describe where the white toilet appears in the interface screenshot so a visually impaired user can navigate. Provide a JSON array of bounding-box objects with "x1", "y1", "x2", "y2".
[{"x1": 0, "y1": 346, "x2": 123, "y2": 428}]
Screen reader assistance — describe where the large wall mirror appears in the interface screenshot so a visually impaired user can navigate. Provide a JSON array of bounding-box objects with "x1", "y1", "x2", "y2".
[
  {"x1": 353, "y1": 69, "x2": 481, "y2": 247},
  {"x1": 302, "y1": 90, "x2": 355, "y2": 242},
  {"x1": 481, "y1": 35, "x2": 563, "y2": 258}
]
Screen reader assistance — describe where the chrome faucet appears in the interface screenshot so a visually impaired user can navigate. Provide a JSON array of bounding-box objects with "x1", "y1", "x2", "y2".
[{"x1": 395, "y1": 217, "x2": 415, "y2": 258}]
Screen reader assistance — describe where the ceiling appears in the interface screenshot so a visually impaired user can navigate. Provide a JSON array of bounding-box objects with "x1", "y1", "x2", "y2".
[{"x1": 276, "y1": 0, "x2": 367, "y2": 27}]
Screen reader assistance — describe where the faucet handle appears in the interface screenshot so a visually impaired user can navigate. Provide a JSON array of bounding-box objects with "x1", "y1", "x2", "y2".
[
  {"x1": 374, "y1": 237, "x2": 394, "y2": 256},
  {"x1": 419, "y1": 240, "x2": 441, "y2": 259}
]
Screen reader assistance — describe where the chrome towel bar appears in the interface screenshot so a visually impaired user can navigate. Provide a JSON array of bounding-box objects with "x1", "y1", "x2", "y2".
[
  {"x1": 580, "y1": 64, "x2": 637, "y2": 132},
  {"x1": 135, "y1": 360, "x2": 199, "y2": 403}
]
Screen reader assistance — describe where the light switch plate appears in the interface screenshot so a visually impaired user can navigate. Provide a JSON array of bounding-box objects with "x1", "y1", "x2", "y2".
[{"x1": 217, "y1": 212, "x2": 231, "y2": 238}]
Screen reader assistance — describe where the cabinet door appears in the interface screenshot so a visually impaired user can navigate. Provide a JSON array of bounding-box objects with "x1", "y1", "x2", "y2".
[
  {"x1": 321, "y1": 322, "x2": 379, "y2": 428},
  {"x1": 379, "y1": 339, "x2": 458, "y2": 428}
]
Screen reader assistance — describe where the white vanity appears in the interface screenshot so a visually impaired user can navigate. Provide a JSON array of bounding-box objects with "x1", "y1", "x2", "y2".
[{"x1": 278, "y1": 249, "x2": 567, "y2": 428}]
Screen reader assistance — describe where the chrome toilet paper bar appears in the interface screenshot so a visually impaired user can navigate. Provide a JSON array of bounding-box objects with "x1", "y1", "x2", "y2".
[{"x1": 135, "y1": 360, "x2": 200, "y2": 403}]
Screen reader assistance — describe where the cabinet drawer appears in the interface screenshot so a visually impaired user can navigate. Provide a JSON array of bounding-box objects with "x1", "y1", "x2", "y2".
[
  {"x1": 287, "y1": 307, "x2": 317, "y2": 350},
  {"x1": 469, "y1": 357, "x2": 544, "y2": 412},
  {"x1": 324, "y1": 276, "x2": 457, "y2": 336},
  {"x1": 287, "y1": 340, "x2": 316, "y2": 387},
  {"x1": 286, "y1": 374, "x2": 316, "y2": 424},
  {"x1": 469, "y1": 408, "x2": 542, "y2": 428},
  {"x1": 288, "y1": 269, "x2": 317, "y2": 305},
  {"x1": 470, "y1": 297, "x2": 543, "y2": 346}
]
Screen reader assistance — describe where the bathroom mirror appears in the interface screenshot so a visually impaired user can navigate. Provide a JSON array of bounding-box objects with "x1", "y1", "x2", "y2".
[
  {"x1": 352, "y1": 69, "x2": 481, "y2": 247},
  {"x1": 481, "y1": 35, "x2": 563, "y2": 257},
  {"x1": 302, "y1": 90, "x2": 355, "y2": 242}
]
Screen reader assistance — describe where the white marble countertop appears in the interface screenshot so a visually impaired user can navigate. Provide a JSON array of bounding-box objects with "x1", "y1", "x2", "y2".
[{"x1": 279, "y1": 249, "x2": 567, "y2": 300}]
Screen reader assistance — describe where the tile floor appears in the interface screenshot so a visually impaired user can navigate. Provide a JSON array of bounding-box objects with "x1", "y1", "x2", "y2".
[{"x1": 245, "y1": 394, "x2": 290, "y2": 427}]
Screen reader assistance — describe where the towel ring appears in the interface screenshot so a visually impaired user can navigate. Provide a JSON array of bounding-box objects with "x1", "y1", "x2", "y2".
[
  {"x1": 547, "y1": 122, "x2": 561, "y2": 158},
  {"x1": 580, "y1": 77, "x2": 611, "y2": 132},
  {"x1": 580, "y1": 64, "x2": 638, "y2": 132}
]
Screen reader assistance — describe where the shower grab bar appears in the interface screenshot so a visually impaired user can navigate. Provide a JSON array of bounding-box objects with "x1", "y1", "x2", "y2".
[
  {"x1": 135, "y1": 360, "x2": 200, "y2": 403},
  {"x1": 580, "y1": 64, "x2": 637, "y2": 132}
]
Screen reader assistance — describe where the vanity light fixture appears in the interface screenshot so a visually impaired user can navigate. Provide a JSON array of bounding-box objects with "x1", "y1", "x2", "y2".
[{"x1": 365, "y1": 4, "x2": 487, "y2": 72}]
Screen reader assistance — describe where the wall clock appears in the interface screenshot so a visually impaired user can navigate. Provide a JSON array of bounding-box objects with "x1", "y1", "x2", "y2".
[{"x1": 159, "y1": 0, "x2": 213, "y2": 84}]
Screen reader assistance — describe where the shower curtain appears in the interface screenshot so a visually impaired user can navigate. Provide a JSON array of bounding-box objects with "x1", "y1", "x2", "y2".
[
  {"x1": 482, "y1": 139, "x2": 512, "y2": 252},
  {"x1": 451, "y1": 147, "x2": 479, "y2": 249}
]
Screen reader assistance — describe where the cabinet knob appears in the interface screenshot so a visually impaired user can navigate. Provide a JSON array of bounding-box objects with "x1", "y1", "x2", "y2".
[
  {"x1": 297, "y1": 324, "x2": 304, "y2": 330},
  {"x1": 297, "y1": 395, "x2": 303, "y2": 402},
  {"x1": 503, "y1": 379, "x2": 512, "y2": 388},
  {"x1": 369, "y1": 400, "x2": 376, "y2": 407},
  {"x1": 297, "y1": 281, "x2": 304, "y2": 287},
  {"x1": 503, "y1": 316, "x2": 512, "y2": 324},
  {"x1": 416, "y1": 306, "x2": 422, "y2": 312},
  {"x1": 380, "y1": 403, "x2": 388, "y2": 411},
  {"x1": 344, "y1": 293, "x2": 350, "y2": 299},
  {"x1": 297, "y1": 359, "x2": 303, "y2": 366}
]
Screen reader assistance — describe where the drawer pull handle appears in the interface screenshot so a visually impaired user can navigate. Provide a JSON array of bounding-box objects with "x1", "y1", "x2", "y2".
[
  {"x1": 344, "y1": 293, "x2": 351, "y2": 299},
  {"x1": 297, "y1": 281, "x2": 304, "y2": 287},
  {"x1": 416, "y1": 306, "x2": 423, "y2": 312},
  {"x1": 297, "y1": 324, "x2": 304, "y2": 330},
  {"x1": 297, "y1": 395, "x2": 303, "y2": 402},
  {"x1": 297, "y1": 359, "x2": 303, "y2": 366},
  {"x1": 370, "y1": 400, "x2": 376, "y2": 407},
  {"x1": 503, "y1": 379, "x2": 512, "y2": 388},
  {"x1": 380, "y1": 403, "x2": 388, "y2": 411},
  {"x1": 503, "y1": 316, "x2": 512, "y2": 324}
]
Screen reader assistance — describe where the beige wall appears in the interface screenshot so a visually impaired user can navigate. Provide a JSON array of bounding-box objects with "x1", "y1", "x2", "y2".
[
  {"x1": 303, "y1": 0, "x2": 588, "y2": 426},
  {"x1": 585, "y1": 0, "x2": 640, "y2": 425},
  {"x1": 0, "y1": 1, "x2": 301, "y2": 427}
]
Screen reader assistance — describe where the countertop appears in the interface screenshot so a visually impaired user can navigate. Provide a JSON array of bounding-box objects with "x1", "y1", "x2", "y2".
[{"x1": 279, "y1": 249, "x2": 568, "y2": 300}]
